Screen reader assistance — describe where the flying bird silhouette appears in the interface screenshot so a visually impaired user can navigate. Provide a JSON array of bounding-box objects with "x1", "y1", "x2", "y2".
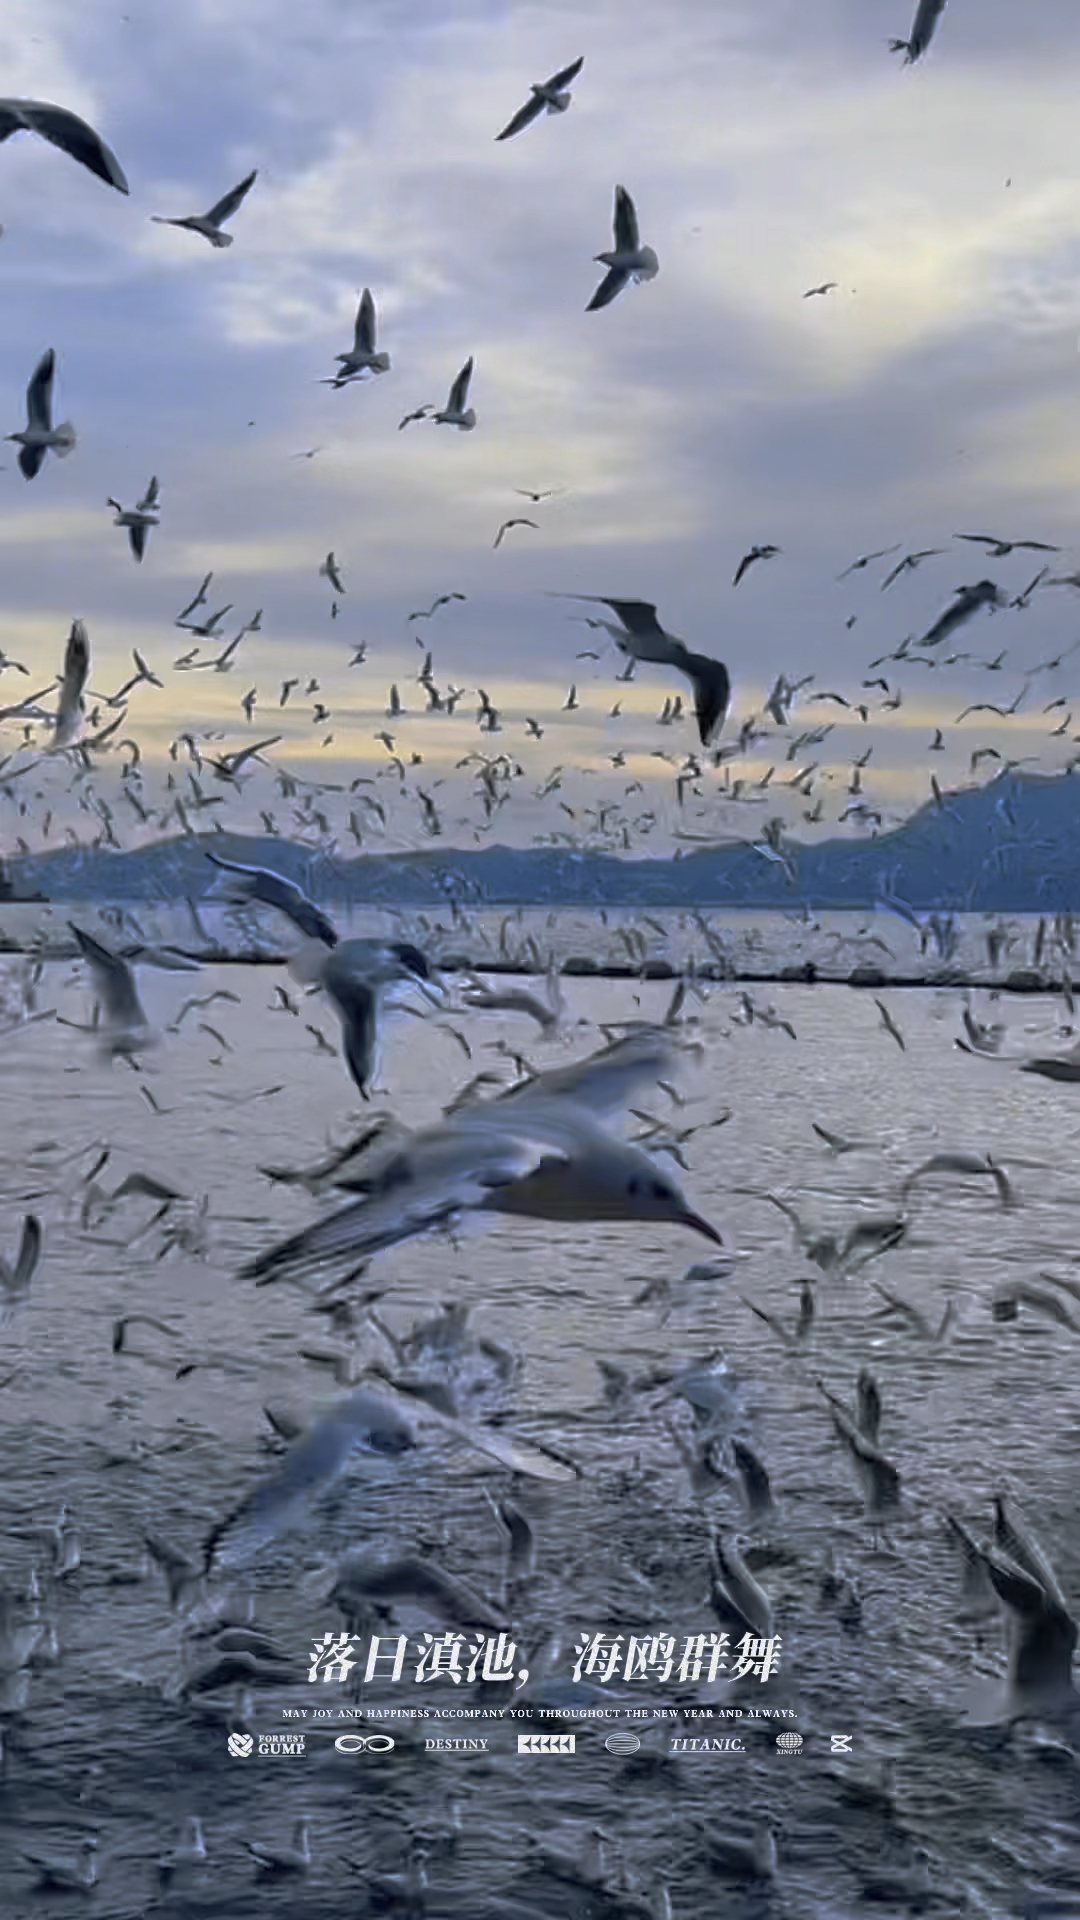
[
  {"x1": 433, "y1": 357, "x2": 476, "y2": 429},
  {"x1": 495, "y1": 56, "x2": 585, "y2": 141},
  {"x1": 7, "y1": 348, "x2": 75, "y2": 479},
  {"x1": 152, "y1": 170, "x2": 257, "y2": 247},
  {"x1": 586, "y1": 186, "x2": 658, "y2": 312},
  {"x1": 551, "y1": 596, "x2": 730, "y2": 746}
]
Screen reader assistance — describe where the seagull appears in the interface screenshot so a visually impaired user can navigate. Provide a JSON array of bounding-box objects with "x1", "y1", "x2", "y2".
[
  {"x1": 550, "y1": 596, "x2": 730, "y2": 746},
  {"x1": 176, "y1": 573, "x2": 213, "y2": 623},
  {"x1": 802, "y1": 281, "x2": 837, "y2": 297},
  {"x1": 107, "y1": 476, "x2": 160, "y2": 562},
  {"x1": 203, "y1": 850, "x2": 339, "y2": 945},
  {"x1": 0, "y1": 1216, "x2": 41, "y2": 1328},
  {"x1": 152, "y1": 170, "x2": 257, "y2": 247},
  {"x1": 244, "y1": 1819, "x2": 311, "y2": 1876},
  {"x1": 955, "y1": 534, "x2": 1060, "y2": 557},
  {"x1": 69, "y1": 923, "x2": 153, "y2": 1056},
  {"x1": 890, "y1": 0, "x2": 948, "y2": 65},
  {"x1": 409, "y1": 593, "x2": 466, "y2": 621},
  {"x1": 494, "y1": 516, "x2": 538, "y2": 549},
  {"x1": 330, "y1": 287, "x2": 390, "y2": 381},
  {"x1": 919, "y1": 580, "x2": 1005, "y2": 648},
  {"x1": 880, "y1": 548, "x2": 944, "y2": 590},
  {"x1": 203, "y1": 852, "x2": 441, "y2": 1094},
  {"x1": 733, "y1": 545, "x2": 780, "y2": 586},
  {"x1": 398, "y1": 403, "x2": 433, "y2": 429},
  {"x1": 242, "y1": 1031, "x2": 727, "y2": 1287},
  {"x1": 205, "y1": 1391, "x2": 416, "y2": 1573},
  {"x1": 948, "y1": 1497, "x2": 1077, "y2": 1722},
  {"x1": 54, "y1": 618, "x2": 90, "y2": 750},
  {"x1": 7, "y1": 347, "x2": 75, "y2": 479},
  {"x1": 495, "y1": 55, "x2": 585, "y2": 141},
  {"x1": 289, "y1": 936, "x2": 444, "y2": 1099},
  {"x1": 837, "y1": 544, "x2": 901, "y2": 578},
  {"x1": 0, "y1": 98, "x2": 128, "y2": 192},
  {"x1": 433, "y1": 357, "x2": 476, "y2": 430},
  {"x1": 587, "y1": 186, "x2": 658, "y2": 312},
  {"x1": 319, "y1": 552, "x2": 345, "y2": 595}
]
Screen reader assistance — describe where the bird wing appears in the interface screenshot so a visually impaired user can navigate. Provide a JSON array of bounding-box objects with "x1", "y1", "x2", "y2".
[
  {"x1": 586, "y1": 266, "x2": 628, "y2": 310},
  {"x1": 733, "y1": 552, "x2": 754, "y2": 585},
  {"x1": 137, "y1": 476, "x2": 159, "y2": 511},
  {"x1": 13, "y1": 1215, "x2": 41, "y2": 1290},
  {"x1": 69, "y1": 924, "x2": 147, "y2": 1027},
  {"x1": 547, "y1": 54, "x2": 585, "y2": 89},
  {"x1": 203, "y1": 851, "x2": 339, "y2": 946},
  {"x1": 17, "y1": 443, "x2": 46, "y2": 480},
  {"x1": 498, "y1": 1029, "x2": 676, "y2": 1119},
  {"x1": 495, "y1": 93, "x2": 545, "y2": 141},
  {"x1": 682, "y1": 649, "x2": 732, "y2": 745},
  {"x1": 0, "y1": 98, "x2": 129, "y2": 192},
  {"x1": 909, "y1": 0, "x2": 948, "y2": 59},
  {"x1": 242, "y1": 1122, "x2": 570, "y2": 1284},
  {"x1": 354, "y1": 288, "x2": 376, "y2": 354},
  {"x1": 57, "y1": 617, "x2": 90, "y2": 720},
  {"x1": 129, "y1": 521, "x2": 148, "y2": 562},
  {"x1": 322, "y1": 970, "x2": 379, "y2": 1096},
  {"x1": 206, "y1": 169, "x2": 257, "y2": 227},
  {"x1": 205, "y1": 1388, "x2": 416, "y2": 1573},
  {"x1": 448, "y1": 357, "x2": 473, "y2": 411},
  {"x1": 612, "y1": 184, "x2": 639, "y2": 253},
  {"x1": 24, "y1": 349, "x2": 55, "y2": 432}
]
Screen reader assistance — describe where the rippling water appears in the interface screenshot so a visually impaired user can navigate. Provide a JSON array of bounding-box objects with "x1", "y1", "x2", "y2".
[{"x1": 3, "y1": 953, "x2": 1080, "y2": 1917}]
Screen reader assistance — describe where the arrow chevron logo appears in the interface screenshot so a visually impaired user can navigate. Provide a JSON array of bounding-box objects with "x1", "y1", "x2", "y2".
[{"x1": 517, "y1": 1733, "x2": 576, "y2": 1754}]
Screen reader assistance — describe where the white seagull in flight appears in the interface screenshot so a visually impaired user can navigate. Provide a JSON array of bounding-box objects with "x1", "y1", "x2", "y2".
[
  {"x1": 107, "y1": 476, "x2": 160, "y2": 562},
  {"x1": 7, "y1": 348, "x2": 75, "y2": 479},
  {"x1": 152, "y1": 170, "x2": 257, "y2": 247},
  {"x1": 0, "y1": 98, "x2": 128, "y2": 192},
  {"x1": 587, "y1": 186, "x2": 658, "y2": 312},
  {"x1": 434, "y1": 357, "x2": 476, "y2": 430},
  {"x1": 328, "y1": 288, "x2": 390, "y2": 383},
  {"x1": 495, "y1": 56, "x2": 585, "y2": 141},
  {"x1": 53, "y1": 618, "x2": 90, "y2": 749}
]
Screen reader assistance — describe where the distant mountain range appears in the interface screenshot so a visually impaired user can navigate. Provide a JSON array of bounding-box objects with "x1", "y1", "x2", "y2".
[{"x1": 1, "y1": 770, "x2": 1073, "y2": 912}]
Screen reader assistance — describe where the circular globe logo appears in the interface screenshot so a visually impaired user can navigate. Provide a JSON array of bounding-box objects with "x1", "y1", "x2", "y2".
[
  {"x1": 776, "y1": 1732, "x2": 802, "y2": 1751},
  {"x1": 604, "y1": 1731, "x2": 641, "y2": 1755},
  {"x1": 227, "y1": 1732, "x2": 254, "y2": 1757}
]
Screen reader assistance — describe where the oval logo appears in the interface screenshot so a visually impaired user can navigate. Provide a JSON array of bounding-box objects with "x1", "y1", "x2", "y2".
[
  {"x1": 334, "y1": 1733, "x2": 395, "y2": 1753},
  {"x1": 604, "y1": 1732, "x2": 641, "y2": 1755}
]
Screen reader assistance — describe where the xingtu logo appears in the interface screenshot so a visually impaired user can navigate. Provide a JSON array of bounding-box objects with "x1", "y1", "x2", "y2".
[
  {"x1": 334, "y1": 1734, "x2": 395, "y2": 1753},
  {"x1": 604, "y1": 1732, "x2": 641, "y2": 1755},
  {"x1": 517, "y1": 1733, "x2": 576, "y2": 1754},
  {"x1": 227, "y1": 1733, "x2": 253, "y2": 1757},
  {"x1": 775, "y1": 1731, "x2": 803, "y2": 1752}
]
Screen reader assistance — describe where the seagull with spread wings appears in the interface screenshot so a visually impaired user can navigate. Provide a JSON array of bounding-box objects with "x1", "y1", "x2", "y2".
[
  {"x1": 107, "y1": 476, "x2": 160, "y2": 562},
  {"x1": 152, "y1": 169, "x2": 257, "y2": 247},
  {"x1": 495, "y1": 55, "x2": 585, "y2": 141},
  {"x1": 433, "y1": 357, "x2": 476, "y2": 430},
  {"x1": 0, "y1": 98, "x2": 128, "y2": 192},
  {"x1": 243, "y1": 1033, "x2": 726, "y2": 1287},
  {"x1": 550, "y1": 595, "x2": 730, "y2": 746},
  {"x1": 587, "y1": 186, "x2": 658, "y2": 312},
  {"x1": 7, "y1": 348, "x2": 76, "y2": 479},
  {"x1": 327, "y1": 287, "x2": 390, "y2": 384}
]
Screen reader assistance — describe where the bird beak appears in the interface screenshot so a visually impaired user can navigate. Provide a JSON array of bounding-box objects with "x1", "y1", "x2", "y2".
[{"x1": 681, "y1": 1210, "x2": 729, "y2": 1247}]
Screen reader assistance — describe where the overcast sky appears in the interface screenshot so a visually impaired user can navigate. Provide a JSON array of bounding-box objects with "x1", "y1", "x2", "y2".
[{"x1": 2, "y1": 0, "x2": 1079, "y2": 857}]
